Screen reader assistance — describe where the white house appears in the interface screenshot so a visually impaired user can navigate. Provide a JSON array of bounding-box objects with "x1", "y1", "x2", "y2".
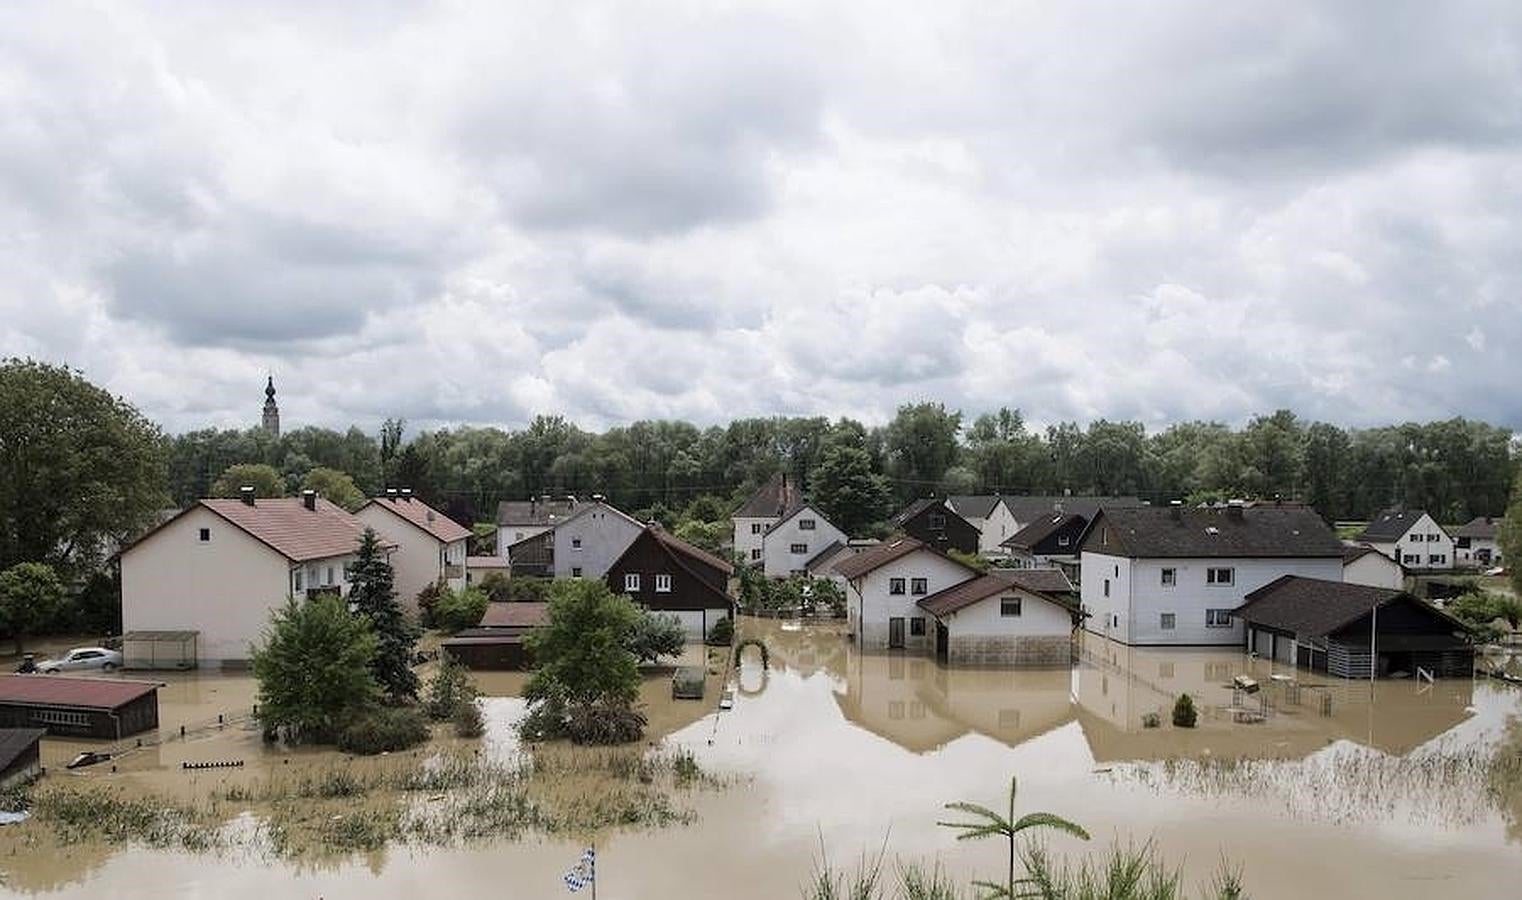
[
  {"x1": 835, "y1": 538, "x2": 981, "y2": 654},
  {"x1": 762, "y1": 502, "x2": 847, "y2": 579},
  {"x1": 120, "y1": 489, "x2": 378, "y2": 667},
  {"x1": 354, "y1": 490, "x2": 471, "y2": 610},
  {"x1": 1355, "y1": 508, "x2": 1454, "y2": 572},
  {"x1": 1078, "y1": 502, "x2": 1344, "y2": 647},
  {"x1": 917, "y1": 569, "x2": 1078, "y2": 666},
  {"x1": 1453, "y1": 517, "x2": 1503, "y2": 568},
  {"x1": 732, "y1": 473, "x2": 800, "y2": 566},
  {"x1": 1342, "y1": 544, "x2": 1406, "y2": 590},
  {"x1": 504, "y1": 499, "x2": 644, "y2": 580},
  {"x1": 946, "y1": 496, "x2": 1020, "y2": 556},
  {"x1": 496, "y1": 495, "x2": 582, "y2": 559}
]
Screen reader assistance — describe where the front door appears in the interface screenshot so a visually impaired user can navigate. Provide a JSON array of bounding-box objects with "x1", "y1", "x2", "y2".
[{"x1": 888, "y1": 617, "x2": 905, "y2": 649}]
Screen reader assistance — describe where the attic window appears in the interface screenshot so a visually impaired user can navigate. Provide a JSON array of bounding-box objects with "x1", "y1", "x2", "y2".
[{"x1": 198, "y1": 527, "x2": 210, "y2": 542}]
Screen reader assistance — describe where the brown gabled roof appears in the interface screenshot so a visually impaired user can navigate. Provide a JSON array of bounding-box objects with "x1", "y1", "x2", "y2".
[
  {"x1": 0, "y1": 675, "x2": 160, "y2": 710},
  {"x1": 832, "y1": 537, "x2": 981, "y2": 581},
  {"x1": 652, "y1": 527, "x2": 734, "y2": 575},
  {"x1": 362, "y1": 496, "x2": 473, "y2": 544},
  {"x1": 1235, "y1": 575, "x2": 1471, "y2": 638},
  {"x1": 1081, "y1": 506, "x2": 1342, "y2": 559},
  {"x1": 124, "y1": 497, "x2": 378, "y2": 563},
  {"x1": 916, "y1": 569, "x2": 1077, "y2": 617},
  {"x1": 496, "y1": 497, "x2": 581, "y2": 527},
  {"x1": 735, "y1": 473, "x2": 800, "y2": 519},
  {"x1": 479, "y1": 602, "x2": 550, "y2": 629},
  {"x1": 0, "y1": 728, "x2": 45, "y2": 771}
]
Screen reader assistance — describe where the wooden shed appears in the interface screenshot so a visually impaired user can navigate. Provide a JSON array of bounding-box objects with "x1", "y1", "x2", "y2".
[
  {"x1": 441, "y1": 602, "x2": 549, "y2": 670},
  {"x1": 0, "y1": 728, "x2": 45, "y2": 790},
  {"x1": 1236, "y1": 576, "x2": 1474, "y2": 679},
  {"x1": 0, "y1": 676, "x2": 161, "y2": 739}
]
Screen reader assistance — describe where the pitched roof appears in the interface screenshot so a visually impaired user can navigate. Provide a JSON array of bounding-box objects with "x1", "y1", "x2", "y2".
[
  {"x1": 763, "y1": 501, "x2": 832, "y2": 536},
  {"x1": 1082, "y1": 506, "x2": 1342, "y2": 559},
  {"x1": 0, "y1": 675, "x2": 161, "y2": 710},
  {"x1": 1455, "y1": 516, "x2": 1499, "y2": 539},
  {"x1": 1342, "y1": 543, "x2": 1396, "y2": 566},
  {"x1": 735, "y1": 473, "x2": 801, "y2": 519},
  {"x1": 916, "y1": 569, "x2": 1077, "y2": 617},
  {"x1": 0, "y1": 728, "x2": 44, "y2": 772},
  {"x1": 362, "y1": 496, "x2": 473, "y2": 543},
  {"x1": 478, "y1": 602, "x2": 550, "y2": 629},
  {"x1": 496, "y1": 497, "x2": 581, "y2": 527},
  {"x1": 1002, "y1": 512, "x2": 1085, "y2": 551},
  {"x1": 889, "y1": 498, "x2": 945, "y2": 528},
  {"x1": 802, "y1": 540, "x2": 845, "y2": 572},
  {"x1": 1357, "y1": 507, "x2": 1437, "y2": 543},
  {"x1": 831, "y1": 536, "x2": 979, "y2": 580},
  {"x1": 125, "y1": 497, "x2": 376, "y2": 563},
  {"x1": 1001, "y1": 495, "x2": 1145, "y2": 524},
  {"x1": 1235, "y1": 575, "x2": 1470, "y2": 638},
  {"x1": 651, "y1": 526, "x2": 734, "y2": 575},
  {"x1": 946, "y1": 495, "x2": 1001, "y2": 520}
]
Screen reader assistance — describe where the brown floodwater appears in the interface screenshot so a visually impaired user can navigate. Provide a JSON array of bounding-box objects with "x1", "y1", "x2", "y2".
[{"x1": 2, "y1": 623, "x2": 1520, "y2": 898}]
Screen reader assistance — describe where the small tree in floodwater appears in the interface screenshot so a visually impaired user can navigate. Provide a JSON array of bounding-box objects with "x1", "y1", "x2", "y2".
[
  {"x1": 520, "y1": 579, "x2": 648, "y2": 744},
  {"x1": 938, "y1": 775, "x2": 1090, "y2": 899},
  {"x1": 1172, "y1": 693, "x2": 1198, "y2": 728},
  {"x1": 252, "y1": 594, "x2": 380, "y2": 743}
]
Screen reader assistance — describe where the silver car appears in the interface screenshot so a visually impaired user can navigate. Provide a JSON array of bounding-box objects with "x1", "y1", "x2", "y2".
[{"x1": 38, "y1": 646, "x2": 123, "y2": 673}]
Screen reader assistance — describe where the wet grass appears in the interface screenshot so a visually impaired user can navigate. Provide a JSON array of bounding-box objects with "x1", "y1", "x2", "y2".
[{"x1": 24, "y1": 786, "x2": 218, "y2": 853}]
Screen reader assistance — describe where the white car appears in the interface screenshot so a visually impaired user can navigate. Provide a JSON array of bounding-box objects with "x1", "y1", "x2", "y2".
[{"x1": 38, "y1": 647, "x2": 123, "y2": 673}]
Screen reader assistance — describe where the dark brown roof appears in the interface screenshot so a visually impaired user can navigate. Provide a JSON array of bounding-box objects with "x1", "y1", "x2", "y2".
[
  {"x1": 1235, "y1": 576, "x2": 1470, "y2": 638},
  {"x1": 0, "y1": 728, "x2": 45, "y2": 771},
  {"x1": 831, "y1": 537, "x2": 980, "y2": 580},
  {"x1": 496, "y1": 497, "x2": 581, "y2": 526},
  {"x1": 1002, "y1": 495, "x2": 1144, "y2": 524},
  {"x1": 734, "y1": 473, "x2": 801, "y2": 519},
  {"x1": 1455, "y1": 516, "x2": 1499, "y2": 539},
  {"x1": 1342, "y1": 543, "x2": 1396, "y2": 566},
  {"x1": 917, "y1": 569, "x2": 1077, "y2": 617},
  {"x1": 479, "y1": 602, "x2": 550, "y2": 629},
  {"x1": 0, "y1": 675, "x2": 160, "y2": 710},
  {"x1": 889, "y1": 498, "x2": 944, "y2": 528},
  {"x1": 1357, "y1": 508, "x2": 1437, "y2": 543},
  {"x1": 1002, "y1": 512, "x2": 1084, "y2": 551},
  {"x1": 652, "y1": 527, "x2": 734, "y2": 575},
  {"x1": 362, "y1": 497, "x2": 473, "y2": 543},
  {"x1": 1081, "y1": 506, "x2": 1342, "y2": 559}
]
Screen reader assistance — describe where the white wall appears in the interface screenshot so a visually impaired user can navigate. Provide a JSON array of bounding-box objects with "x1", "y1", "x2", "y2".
[
  {"x1": 355, "y1": 505, "x2": 442, "y2": 612},
  {"x1": 850, "y1": 550, "x2": 972, "y2": 651},
  {"x1": 763, "y1": 506, "x2": 846, "y2": 578},
  {"x1": 1456, "y1": 537, "x2": 1501, "y2": 567},
  {"x1": 1081, "y1": 552, "x2": 1342, "y2": 646},
  {"x1": 1343, "y1": 553, "x2": 1405, "y2": 590},
  {"x1": 498, "y1": 523, "x2": 552, "y2": 560},
  {"x1": 660, "y1": 608, "x2": 731, "y2": 639},
  {"x1": 977, "y1": 502, "x2": 1020, "y2": 556},
  {"x1": 1386, "y1": 513, "x2": 1454, "y2": 571},
  {"x1": 554, "y1": 505, "x2": 643, "y2": 579},
  {"x1": 732, "y1": 516, "x2": 776, "y2": 565},
  {"x1": 942, "y1": 588, "x2": 1072, "y2": 640}
]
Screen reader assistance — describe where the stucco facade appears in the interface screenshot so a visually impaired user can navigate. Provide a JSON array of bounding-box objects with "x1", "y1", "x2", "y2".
[
  {"x1": 732, "y1": 516, "x2": 774, "y2": 566},
  {"x1": 551, "y1": 503, "x2": 643, "y2": 579},
  {"x1": 1363, "y1": 512, "x2": 1454, "y2": 571},
  {"x1": 846, "y1": 550, "x2": 972, "y2": 652},
  {"x1": 1342, "y1": 551, "x2": 1405, "y2": 590},
  {"x1": 936, "y1": 588, "x2": 1074, "y2": 666},
  {"x1": 354, "y1": 504, "x2": 467, "y2": 612},
  {"x1": 763, "y1": 505, "x2": 847, "y2": 578}
]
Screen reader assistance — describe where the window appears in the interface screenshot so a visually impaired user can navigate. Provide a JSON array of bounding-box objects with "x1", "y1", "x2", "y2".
[
  {"x1": 889, "y1": 577, "x2": 906, "y2": 595},
  {"x1": 1206, "y1": 608, "x2": 1233, "y2": 627},
  {"x1": 1429, "y1": 554, "x2": 1446, "y2": 565},
  {"x1": 1057, "y1": 535, "x2": 1070, "y2": 547},
  {"x1": 799, "y1": 518, "x2": 816, "y2": 531},
  {"x1": 1001, "y1": 597, "x2": 1022, "y2": 617},
  {"x1": 790, "y1": 543, "x2": 808, "y2": 554},
  {"x1": 1206, "y1": 567, "x2": 1235, "y2": 586},
  {"x1": 32, "y1": 709, "x2": 89, "y2": 727},
  {"x1": 1103, "y1": 578, "x2": 1110, "y2": 598},
  {"x1": 910, "y1": 616, "x2": 926, "y2": 636},
  {"x1": 624, "y1": 573, "x2": 641, "y2": 592},
  {"x1": 571, "y1": 537, "x2": 582, "y2": 550},
  {"x1": 198, "y1": 527, "x2": 210, "y2": 542},
  {"x1": 571, "y1": 567, "x2": 582, "y2": 578},
  {"x1": 909, "y1": 700, "x2": 925, "y2": 719},
  {"x1": 326, "y1": 566, "x2": 335, "y2": 585},
  {"x1": 888, "y1": 701, "x2": 905, "y2": 720},
  {"x1": 655, "y1": 573, "x2": 672, "y2": 593},
  {"x1": 928, "y1": 513, "x2": 946, "y2": 530},
  {"x1": 751, "y1": 548, "x2": 763, "y2": 560},
  {"x1": 293, "y1": 569, "x2": 303, "y2": 591},
  {"x1": 1160, "y1": 568, "x2": 1176, "y2": 587},
  {"x1": 751, "y1": 523, "x2": 763, "y2": 534},
  {"x1": 1403, "y1": 553, "x2": 1419, "y2": 564},
  {"x1": 1160, "y1": 613, "x2": 1176, "y2": 630},
  {"x1": 910, "y1": 577, "x2": 928, "y2": 595}
]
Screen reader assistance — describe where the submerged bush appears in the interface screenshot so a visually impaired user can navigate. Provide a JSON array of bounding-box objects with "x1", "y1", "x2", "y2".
[
  {"x1": 453, "y1": 699, "x2": 486, "y2": 738},
  {"x1": 1172, "y1": 694, "x2": 1198, "y2": 729},
  {"x1": 565, "y1": 703, "x2": 648, "y2": 746},
  {"x1": 337, "y1": 705, "x2": 431, "y2": 755},
  {"x1": 426, "y1": 655, "x2": 479, "y2": 721},
  {"x1": 706, "y1": 616, "x2": 735, "y2": 646}
]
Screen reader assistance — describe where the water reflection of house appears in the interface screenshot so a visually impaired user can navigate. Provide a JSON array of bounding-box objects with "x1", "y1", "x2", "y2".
[{"x1": 831, "y1": 646, "x2": 1074, "y2": 754}]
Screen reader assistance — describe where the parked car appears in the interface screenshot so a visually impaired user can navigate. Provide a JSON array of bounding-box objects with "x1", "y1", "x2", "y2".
[{"x1": 37, "y1": 647, "x2": 123, "y2": 673}]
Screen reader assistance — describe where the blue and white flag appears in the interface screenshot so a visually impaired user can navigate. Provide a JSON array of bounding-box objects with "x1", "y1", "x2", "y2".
[{"x1": 564, "y1": 847, "x2": 596, "y2": 893}]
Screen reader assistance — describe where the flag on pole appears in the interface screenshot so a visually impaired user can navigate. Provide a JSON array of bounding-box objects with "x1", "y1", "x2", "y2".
[{"x1": 564, "y1": 846, "x2": 596, "y2": 893}]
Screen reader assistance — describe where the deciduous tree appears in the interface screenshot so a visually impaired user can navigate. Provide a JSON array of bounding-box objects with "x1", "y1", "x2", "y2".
[
  {"x1": 211, "y1": 463, "x2": 286, "y2": 499},
  {"x1": 0, "y1": 562, "x2": 68, "y2": 653},
  {"x1": 252, "y1": 594, "x2": 379, "y2": 743}
]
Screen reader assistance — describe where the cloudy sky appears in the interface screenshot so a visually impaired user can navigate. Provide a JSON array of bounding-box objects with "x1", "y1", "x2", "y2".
[{"x1": 3, "y1": 1, "x2": 1520, "y2": 435}]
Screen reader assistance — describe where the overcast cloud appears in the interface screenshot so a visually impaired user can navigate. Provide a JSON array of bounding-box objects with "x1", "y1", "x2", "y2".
[{"x1": 2, "y1": 1, "x2": 1520, "y2": 435}]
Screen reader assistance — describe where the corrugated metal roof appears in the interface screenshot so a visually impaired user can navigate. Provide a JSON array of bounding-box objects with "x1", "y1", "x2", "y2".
[{"x1": 0, "y1": 675, "x2": 161, "y2": 710}]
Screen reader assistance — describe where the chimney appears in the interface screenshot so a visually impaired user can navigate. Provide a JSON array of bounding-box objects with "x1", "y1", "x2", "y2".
[
  {"x1": 591, "y1": 493, "x2": 605, "y2": 503},
  {"x1": 1227, "y1": 499, "x2": 1245, "y2": 521},
  {"x1": 1169, "y1": 499, "x2": 1183, "y2": 522},
  {"x1": 302, "y1": 489, "x2": 317, "y2": 511},
  {"x1": 1053, "y1": 501, "x2": 1064, "y2": 515},
  {"x1": 239, "y1": 486, "x2": 256, "y2": 506},
  {"x1": 426, "y1": 510, "x2": 435, "y2": 523},
  {"x1": 399, "y1": 488, "x2": 413, "y2": 502},
  {"x1": 386, "y1": 487, "x2": 399, "y2": 500}
]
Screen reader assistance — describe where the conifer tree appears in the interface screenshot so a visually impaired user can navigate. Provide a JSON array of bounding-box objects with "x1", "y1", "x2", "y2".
[{"x1": 348, "y1": 527, "x2": 420, "y2": 700}]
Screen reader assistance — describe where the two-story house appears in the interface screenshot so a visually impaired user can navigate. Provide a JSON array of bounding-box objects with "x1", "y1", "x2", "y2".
[
  {"x1": 120, "y1": 488, "x2": 383, "y2": 667},
  {"x1": 946, "y1": 496, "x2": 1020, "y2": 556},
  {"x1": 355, "y1": 489, "x2": 471, "y2": 610},
  {"x1": 496, "y1": 495, "x2": 581, "y2": 559},
  {"x1": 762, "y1": 502, "x2": 848, "y2": 578},
  {"x1": 889, "y1": 499, "x2": 980, "y2": 555},
  {"x1": 504, "y1": 499, "x2": 643, "y2": 581},
  {"x1": 1453, "y1": 517, "x2": 1503, "y2": 568},
  {"x1": 732, "y1": 473, "x2": 800, "y2": 566},
  {"x1": 1078, "y1": 501, "x2": 1344, "y2": 647},
  {"x1": 1001, "y1": 512, "x2": 1089, "y2": 572},
  {"x1": 606, "y1": 525, "x2": 735, "y2": 637},
  {"x1": 1356, "y1": 508, "x2": 1454, "y2": 572}
]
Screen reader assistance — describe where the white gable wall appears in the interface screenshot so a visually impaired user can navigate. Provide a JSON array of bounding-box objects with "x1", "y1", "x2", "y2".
[
  {"x1": 497, "y1": 523, "x2": 552, "y2": 560},
  {"x1": 355, "y1": 505, "x2": 445, "y2": 613},
  {"x1": 1343, "y1": 553, "x2": 1405, "y2": 590},
  {"x1": 940, "y1": 589, "x2": 1072, "y2": 639},
  {"x1": 554, "y1": 505, "x2": 643, "y2": 579},
  {"x1": 732, "y1": 516, "x2": 776, "y2": 566},
  {"x1": 1385, "y1": 513, "x2": 1454, "y2": 571},
  {"x1": 763, "y1": 506, "x2": 846, "y2": 578},
  {"x1": 848, "y1": 550, "x2": 972, "y2": 651},
  {"x1": 977, "y1": 502, "x2": 1020, "y2": 556}
]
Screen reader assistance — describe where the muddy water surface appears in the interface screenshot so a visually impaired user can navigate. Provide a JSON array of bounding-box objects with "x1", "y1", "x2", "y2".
[{"x1": 3, "y1": 624, "x2": 1520, "y2": 898}]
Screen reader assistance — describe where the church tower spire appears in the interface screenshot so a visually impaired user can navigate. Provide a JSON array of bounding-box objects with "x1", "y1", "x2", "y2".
[{"x1": 262, "y1": 375, "x2": 281, "y2": 437}]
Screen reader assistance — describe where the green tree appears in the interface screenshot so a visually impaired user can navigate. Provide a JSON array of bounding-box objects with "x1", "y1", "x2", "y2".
[
  {"x1": 810, "y1": 443, "x2": 893, "y2": 536},
  {"x1": 0, "y1": 562, "x2": 68, "y2": 653},
  {"x1": 347, "y1": 528, "x2": 420, "y2": 700},
  {"x1": 1502, "y1": 470, "x2": 1522, "y2": 597},
  {"x1": 525, "y1": 579, "x2": 642, "y2": 710},
  {"x1": 939, "y1": 775, "x2": 1090, "y2": 899},
  {"x1": 425, "y1": 654, "x2": 479, "y2": 720},
  {"x1": 211, "y1": 463, "x2": 286, "y2": 499},
  {"x1": 884, "y1": 402, "x2": 962, "y2": 500},
  {"x1": 672, "y1": 518, "x2": 728, "y2": 556},
  {"x1": 434, "y1": 587, "x2": 489, "y2": 632},
  {"x1": 627, "y1": 610, "x2": 685, "y2": 664},
  {"x1": 0, "y1": 359, "x2": 169, "y2": 575},
  {"x1": 300, "y1": 467, "x2": 366, "y2": 511},
  {"x1": 252, "y1": 594, "x2": 379, "y2": 743}
]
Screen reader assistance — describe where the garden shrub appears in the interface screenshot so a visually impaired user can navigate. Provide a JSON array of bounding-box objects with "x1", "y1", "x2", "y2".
[
  {"x1": 477, "y1": 571, "x2": 513, "y2": 604},
  {"x1": 452, "y1": 699, "x2": 485, "y2": 738},
  {"x1": 706, "y1": 616, "x2": 735, "y2": 646},
  {"x1": 337, "y1": 706, "x2": 431, "y2": 755},
  {"x1": 434, "y1": 587, "x2": 490, "y2": 633},
  {"x1": 565, "y1": 703, "x2": 648, "y2": 746},
  {"x1": 425, "y1": 655, "x2": 478, "y2": 720},
  {"x1": 415, "y1": 583, "x2": 445, "y2": 629},
  {"x1": 1172, "y1": 693, "x2": 1198, "y2": 728}
]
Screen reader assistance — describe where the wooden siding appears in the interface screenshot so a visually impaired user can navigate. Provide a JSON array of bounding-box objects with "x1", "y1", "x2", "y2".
[
  {"x1": 0, "y1": 692, "x2": 159, "y2": 739},
  {"x1": 900, "y1": 505, "x2": 980, "y2": 555},
  {"x1": 605, "y1": 530, "x2": 733, "y2": 615}
]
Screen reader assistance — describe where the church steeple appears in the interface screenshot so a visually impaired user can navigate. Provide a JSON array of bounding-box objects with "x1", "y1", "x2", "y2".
[{"x1": 262, "y1": 375, "x2": 280, "y2": 437}]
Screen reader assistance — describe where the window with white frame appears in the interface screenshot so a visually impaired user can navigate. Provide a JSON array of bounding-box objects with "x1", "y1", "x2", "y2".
[
  {"x1": 293, "y1": 569, "x2": 303, "y2": 591},
  {"x1": 1103, "y1": 578, "x2": 1110, "y2": 597},
  {"x1": 910, "y1": 577, "x2": 928, "y2": 595},
  {"x1": 1001, "y1": 597, "x2": 1022, "y2": 617},
  {"x1": 1404, "y1": 553, "x2": 1419, "y2": 564},
  {"x1": 571, "y1": 567, "x2": 582, "y2": 578},
  {"x1": 624, "y1": 573, "x2": 640, "y2": 592},
  {"x1": 1206, "y1": 608, "x2": 1232, "y2": 627},
  {"x1": 326, "y1": 565, "x2": 335, "y2": 585},
  {"x1": 889, "y1": 577, "x2": 906, "y2": 595},
  {"x1": 790, "y1": 543, "x2": 808, "y2": 554},
  {"x1": 1429, "y1": 554, "x2": 1446, "y2": 565},
  {"x1": 751, "y1": 523, "x2": 763, "y2": 534},
  {"x1": 655, "y1": 573, "x2": 672, "y2": 593},
  {"x1": 1160, "y1": 613, "x2": 1176, "y2": 630},
  {"x1": 910, "y1": 616, "x2": 926, "y2": 635},
  {"x1": 1206, "y1": 567, "x2": 1235, "y2": 586},
  {"x1": 1057, "y1": 535, "x2": 1070, "y2": 547},
  {"x1": 1160, "y1": 568, "x2": 1176, "y2": 587},
  {"x1": 799, "y1": 518, "x2": 816, "y2": 530}
]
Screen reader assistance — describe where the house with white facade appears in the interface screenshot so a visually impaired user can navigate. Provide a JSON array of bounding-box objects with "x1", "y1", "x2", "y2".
[
  {"x1": 1453, "y1": 517, "x2": 1503, "y2": 568},
  {"x1": 120, "y1": 489, "x2": 380, "y2": 667},
  {"x1": 1355, "y1": 508, "x2": 1454, "y2": 572},
  {"x1": 835, "y1": 538, "x2": 982, "y2": 654},
  {"x1": 355, "y1": 489, "x2": 471, "y2": 610},
  {"x1": 1342, "y1": 544, "x2": 1406, "y2": 590},
  {"x1": 496, "y1": 495, "x2": 582, "y2": 558},
  {"x1": 504, "y1": 499, "x2": 644, "y2": 581},
  {"x1": 732, "y1": 473, "x2": 801, "y2": 566},
  {"x1": 1078, "y1": 501, "x2": 1344, "y2": 647},
  {"x1": 762, "y1": 502, "x2": 847, "y2": 578},
  {"x1": 946, "y1": 496, "x2": 1020, "y2": 556}
]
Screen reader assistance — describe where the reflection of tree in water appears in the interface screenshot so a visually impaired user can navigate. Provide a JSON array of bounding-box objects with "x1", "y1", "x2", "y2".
[{"x1": 1492, "y1": 715, "x2": 1522, "y2": 844}]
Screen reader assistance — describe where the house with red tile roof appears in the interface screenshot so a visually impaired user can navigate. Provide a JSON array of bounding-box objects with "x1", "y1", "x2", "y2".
[
  {"x1": 356, "y1": 489, "x2": 473, "y2": 609},
  {"x1": 119, "y1": 487, "x2": 382, "y2": 668}
]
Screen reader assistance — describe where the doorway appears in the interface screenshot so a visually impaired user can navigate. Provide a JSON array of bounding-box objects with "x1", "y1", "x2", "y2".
[
  {"x1": 935, "y1": 621, "x2": 949, "y2": 663},
  {"x1": 888, "y1": 617, "x2": 905, "y2": 649}
]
